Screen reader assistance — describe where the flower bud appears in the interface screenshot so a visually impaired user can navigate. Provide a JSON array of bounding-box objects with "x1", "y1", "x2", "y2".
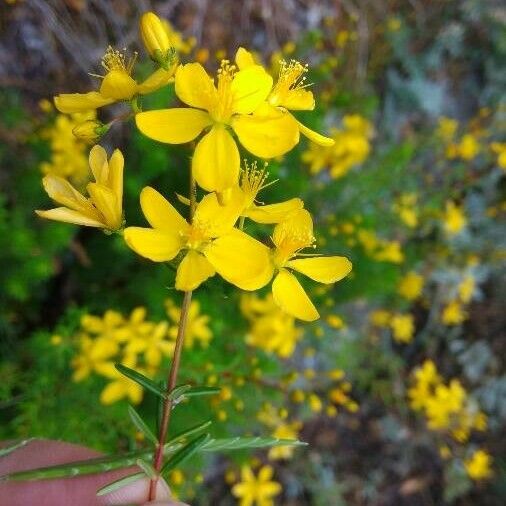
[
  {"x1": 140, "y1": 12, "x2": 170, "y2": 58},
  {"x1": 72, "y1": 120, "x2": 109, "y2": 142}
]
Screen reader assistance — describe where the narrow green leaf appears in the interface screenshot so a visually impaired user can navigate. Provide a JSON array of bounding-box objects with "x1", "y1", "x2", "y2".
[
  {"x1": 135, "y1": 459, "x2": 157, "y2": 479},
  {"x1": 115, "y1": 364, "x2": 165, "y2": 398},
  {"x1": 200, "y1": 437, "x2": 307, "y2": 452},
  {"x1": 128, "y1": 405, "x2": 157, "y2": 445},
  {"x1": 0, "y1": 438, "x2": 34, "y2": 458},
  {"x1": 160, "y1": 434, "x2": 209, "y2": 475},
  {"x1": 96, "y1": 472, "x2": 144, "y2": 496},
  {"x1": 183, "y1": 386, "x2": 221, "y2": 398},
  {"x1": 166, "y1": 419, "x2": 213, "y2": 445},
  {"x1": 167, "y1": 384, "x2": 191, "y2": 401}
]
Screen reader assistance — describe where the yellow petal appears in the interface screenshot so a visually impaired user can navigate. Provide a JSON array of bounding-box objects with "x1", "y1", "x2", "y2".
[
  {"x1": 235, "y1": 47, "x2": 256, "y2": 69},
  {"x1": 87, "y1": 182, "x2": 121, "y2": 230},
  {"x1": 99, "y1": 69, "x2": 138, "y2": 100},
  {"x1": 244, "y1": 198, "x2": 304, "y2": 224},
  {"x1": 136, "y1": 108, "x2": 212, "y2": 144},
  {"x1": 123, "y1": 227, "x2": 182, "y2": 262},
  {"x1": 35, "y1": 208, "x2": 104, "y2": 227},
  {"x1": 205, "y1": 229, "x2": 274, "y2": 290},
  {"x1": 108, "y1": 149, "x2": 124, "y2": 218},
  {"x1": 192, "y1": 125, "x2": 240, "y2": 192},
  {"x1": 231, "y1": 66, "x2": 273, "y2": 114},
  {"x1": 42, "y1": 175, "x2": 96, "y2": 214},
  {"x1": 296, "y1": 120, "x2": 334, "y2": 146},
  {"x1": 140, "y1": 186, "x2": 189, "y2": 235},
  {"x1": 100, "y1": 381, "x2": 125, "y2": 405},
  {"x1": 175, "y1": 250, "x2": 215, "y2": 291},
  {"x1": 175, "y1": 63, "x2": 216, "y2": 111},
  {"x1": 54, "y1": 92, "x2": 115, "y2": 113},
  {"x1": 193, "y1": 188, "x2": 243, "y2": 237},
  {"x1": 137, "y1": 68, "x2": 174, "y2": 95},
  {"x1": 232, "y1": 107, "x2": 299, "y2": 158},
  {"x1": 281, "y1": 89, "x2": 315, "y2": 110},
  {"x1": 286, "y1": 256, "x2": 352, "y2": 283},
  {"x1": 272, "y1": 270, "x2": 319, "y2": 321},
  {"x1": 89, "y1": 145, "x2": 108, "y2": 184},
  {"x1": 272, "y1": 208, "x2": 314, "y2": 251}
]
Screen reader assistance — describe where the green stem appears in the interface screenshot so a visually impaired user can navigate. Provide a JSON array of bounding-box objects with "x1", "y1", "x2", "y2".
[{"x1": 148, "y1": 163, "x2": 196, "y2": 501}]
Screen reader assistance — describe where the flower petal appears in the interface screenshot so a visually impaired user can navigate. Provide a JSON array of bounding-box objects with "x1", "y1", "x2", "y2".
[
  {"x1": 42, "y1": 175, "x2": 96, "y2": 214},
  {"x1": 136, "y1": 108, "x2": 212, "y2": 144},
  {"x1": 175, "y1": 250, "x2": 215, "y2": 291},
  {"x1": 296, "y1": 120, "x2": 334, "y2": 146},
  {"x1": 89, "y1": 145, "x2": 109, "y2": 184},
  {"x1": 231, "y1": 66, "x2": 273, "y2": 114},
  {"x1": 235, "y1": 47, "x2": 256, "y2": 69},
  {"x1": 205, "y1": 228, "x2": 274, "y2": 290},
  {"x1": 193, "y1": 188, "x2": 244, "y2": 237},
  {"x1": 281, "y1": 89, "x2": 315, "y2": 110},
  {"x1": 108, "y1": 149, "x2": 124, "y2": 218},
  {"x1": 286, "y1": 256, "x2": 352, "y2": 283},
  {"x1": 244, "y1": 198, "x2": 304, "y2": 224},
  {"x1": 87, "y1": 182, "x2": 121, "y2": 230},
  {"x1": 99, "y1": 69, "x2": 138, "y2": 100},
  {"x1": 175, "y1": 63, "x2": 216, "y2": 110},
  {"x1": 123, "y1": 227, "x2": 182, "y2": 262},
  {"x1": 35, "y1": 208, "x2": 104, "y2": 227},
  {"x1": 54, "y1": 92, "x2": 115, "y2": 113},
  {"x1": 100, "y1": 381, "x2": 126, "y2": 405},
  {"x1": 272, "y1": 270, "x2": 319, "y2": 321},
  {"x1": 232, "y1": 107, "x2": 299, "y2": 158},
  {"x1": 192, "y1": 125, "x2": 240, "y2": 192},
  {"x1": 137, "y1": 68, "x2": 174, "y2": 95}
]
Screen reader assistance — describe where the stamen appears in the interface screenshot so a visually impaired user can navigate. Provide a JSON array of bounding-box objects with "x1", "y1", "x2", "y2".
[
  {"x1": 100, "y1": 46, "x2": 138, "y2": 75},
  {"x1": 276, "y1": 59, "x2": 311, "y2": 92},
  {"x1": 240, "y1": 160, "x2": 273, "y2": 202}
]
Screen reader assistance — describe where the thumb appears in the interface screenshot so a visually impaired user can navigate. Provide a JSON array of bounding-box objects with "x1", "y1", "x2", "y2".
[{"x1": 99, "y1": 475, "x2": 179, "y2": 505}]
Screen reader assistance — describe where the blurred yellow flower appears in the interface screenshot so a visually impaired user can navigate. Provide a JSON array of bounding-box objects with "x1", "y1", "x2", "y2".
[
  {"x1": 268, "y1": 422, "x2": 301, "y2": 460},
  {"x1": 232, "y1": 465, "x2": 281, "y2": 506},
  {"x1": 490, "y1": 142, "x2": 506, "y2": 170},
  {"x1": 443, "y1": 201, "x2": 467, "y2": 236},
  {"x1": 36, "y1": 145, "x2": 124, "y2": 231},
  {"x1": 464, "y1": 450, "x2": 493, "y2": 480},
  {"x1": 441, "y1": 300, "x2": 467, "y2": 325},
  {"x1": 397, "y1": 271, "x2": 424, "y2": 301},
  {"x1": 458, "y1": 275, "x2": 475, "y2": 303},
  {"x1": 389, "y1": 313, "x2": 415, "y2": 343},
  {"x1": 98, "y1": 356, "x2": 145, "y2": 405},
  {"x1": 166, "y1": 299, "x2": 213, "y2": 348},
  {"x1": 125, "y1": 321, "x2": 175, "y2": 368}
]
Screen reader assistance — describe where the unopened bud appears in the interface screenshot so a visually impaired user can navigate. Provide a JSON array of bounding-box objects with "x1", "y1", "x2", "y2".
[
  {"x1": 140, "y1": 12, "x2": 178, "y2": 71},
  {"x1": 72, "y1": 120, "x2": 109, "y2": 142}
]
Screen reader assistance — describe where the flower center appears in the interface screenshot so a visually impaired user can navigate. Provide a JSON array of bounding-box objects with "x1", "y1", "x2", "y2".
[
  {"x1": 240, "y1": 160, "x2": 274, "y2": 208},
  {"x1": 272, "y1": 224, "x2": 315, "y2": 267},
  {"x1": 100, "y1": 46, "x2": 137, "y2": 76},
  {"x1": 183, "y1": 220, "x2": 211, "y2": 251},
  {"x1": 209, "y1": 60, "x2": 236, "y2": 123}
]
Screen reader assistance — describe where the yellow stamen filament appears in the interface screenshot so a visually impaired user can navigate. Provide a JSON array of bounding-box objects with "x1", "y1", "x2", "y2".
[
  {"x1": 210, "y1": 60, "x2": 236, "y2": 122},
  {"x1": 101, "y1": 46, "x2": 138, "y2": 75},
  {"x1": 269, "y1": 59, "x2": 310, "y2": 105},
  {"x1": 273, "y1": 224, "x2": 315, "y2": 266},
  {"x1": 240, "y1": 160, "x2": 276, "y2": 206}
]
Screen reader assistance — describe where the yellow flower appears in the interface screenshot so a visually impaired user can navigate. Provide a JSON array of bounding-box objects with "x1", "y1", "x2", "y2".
[
  {"x1": 125, "y1": 321, "x2": 175, "y2": 368},
  {"x1": 442, "y1": 201, "x2": 467, "y2": 235},
  {"x1": 457, "y1": 134, "x2": 480, "y2": 160},
  {"x1": 166, "y1": 299, "x2": 213, "y2": 348},
  {"x1": 490, "y1": 142, "x2": 506, "y2": 170},
  {"x1": 236, "y1": 48, "x2": 334, "y2": 147},
  {"x1": 441, "y1": 300, "x2": 467, "y2": 325},
  {"x1": 97, "y1": 356, "x2": 145, "y2": 405},
  {"x1": 436, "y1": 117, "x2": 458, "y2": 141},
  {"x1": 54, "y1": 46, "x2": 176, "y2": 113},
  {"x1": 268, "y1": 422, "x2": 301, "y2": 460},
  {"x1": 221, "y1": 209, "x2": 351, "y2": 321},
  {"x1": 71, "y1": 335, "x2": 118, "y2": 382},
  {"x1": 36, "y1": 145, "x2": 124, "y2": 231},
  {"x1": 308, "y1": 393, "x2": 323, "y2": 412},
  {"x1": 112, "y1": 307, "x2": 153, "y2": 343},
  {"x1": 72, "y1": 119, "x2": 107, "y2": 143},
  {"x1": 389, "y1": 313, "x2": 415, "y2": 343},
  {"x1": 370, "y1": 309, "x2": 391, "y2": 327},
  {"x1": 136, "y1": 55, "x2": 299, "y2": 193},
  {"x1": 139, "y1": 12, "x2": 177, "y2": 69},
  {"x1": 464, "y1": 450, "x2": 493, "y2": 480},
  {"x1": 232, "y1": 465, "x2": 281, "y2": 506},
  {"x1": 397, "y1": 271, "x2": 424, "y2": 301},
  {"x1": 458, "y1": 275, "x2": 475, "y2": 303},
  {"x1": 124, "y1": 187, "x2": 271, "y2": 291}
]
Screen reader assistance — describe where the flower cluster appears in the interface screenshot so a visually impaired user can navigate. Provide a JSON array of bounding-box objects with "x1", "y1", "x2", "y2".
[
  {"x1": 69, "y1": 299, "x2": 211, "y2": 405},
  {"x1": 408, "y1": 360, "x2": 487, "y2": 443},
  {"x1": 302, "y1": 114, "x2": 373, "y2": 179}
]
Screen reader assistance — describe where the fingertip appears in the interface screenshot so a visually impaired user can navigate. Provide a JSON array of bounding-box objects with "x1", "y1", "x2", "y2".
[{"x1": 99, "y1": 476, "x2": 171, "y2": 505}]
